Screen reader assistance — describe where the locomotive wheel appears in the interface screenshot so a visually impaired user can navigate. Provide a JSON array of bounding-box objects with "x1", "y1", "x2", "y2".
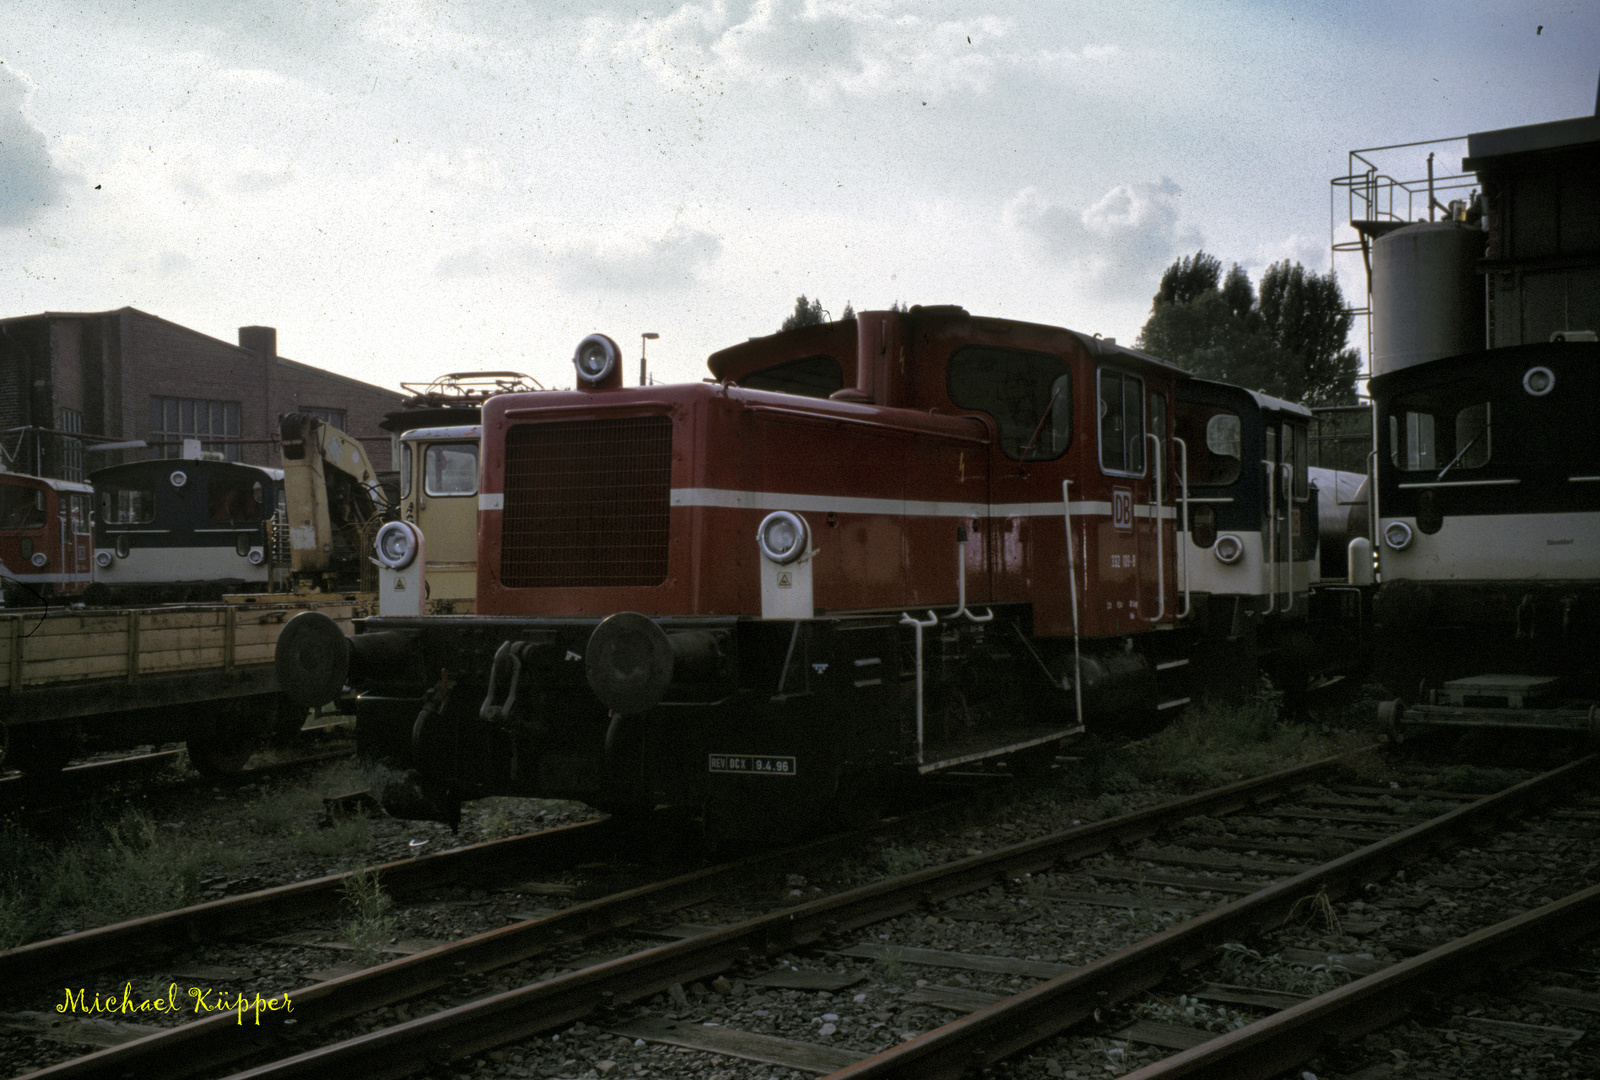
[
  {"x1": 186, "y1": 734, "x2": 258, "y2": 776},
  {"x1": 1377, "y1": 699, "x2": 1406, "y2": 745}
]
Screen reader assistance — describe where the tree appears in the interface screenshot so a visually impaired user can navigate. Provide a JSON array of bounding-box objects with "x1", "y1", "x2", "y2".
[
  {"x1": 781, "y1": 295, "x2": 826, "y2": 331},
  {"x1": 1256, "y1": 261, "x2": 1362, "y2": 407},
  {"x1": 1157, "y1": 251, "x2": 1220, "y2": 304},
  {"x1": 840, "y1": 301, "x2": 855, "y2": 321},
  {"x1": 1136, "y1": 252, "x2": 1360, "y2": 406}
]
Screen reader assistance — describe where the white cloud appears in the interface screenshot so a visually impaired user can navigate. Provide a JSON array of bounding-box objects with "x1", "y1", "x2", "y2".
[
  {"x1": 0, "y1": 63, "x2": 67, "y2": 228},
  {"x1": 1248, "y1": 232, "x2": 1329, "y2": 275},
  {"x1": 1004, "y1": 178, "x2": 1200, "y2": 297},
  {"x1": 559, "y1": 225, "x2": 723, "y2": 292},
  {"x1": 591, "y1": 0, "x2": 1063, "y2": 104}
]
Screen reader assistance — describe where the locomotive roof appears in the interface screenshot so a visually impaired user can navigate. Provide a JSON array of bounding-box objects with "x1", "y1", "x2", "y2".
[
  {"x1": 0, "y1": 471, "x2": 94, "y2": 494},
  {"x1": 399, "y1": 425, "x2": 482, "y2": 441},
  {"x1": 1183, "y1": 377, "x2": 1313, "y2": 419},
  {"x1": 90, "y1": 458, "x2": 284, "y2": 483},
  {"x1": 706, "y1": 307, "x2": 1189, "y2": 383}
]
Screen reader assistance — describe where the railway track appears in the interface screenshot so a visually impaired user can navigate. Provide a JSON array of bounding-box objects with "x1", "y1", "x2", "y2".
[
  {"x1": 4, "y1": 750, "x2": 1365, "y2": 1080},
  {"x1": 0, "y1": 740, "x2": 355, "y2": 816},
  {"x1": 15, "y1": 746, "x2": 1594, "y2": 1080}
]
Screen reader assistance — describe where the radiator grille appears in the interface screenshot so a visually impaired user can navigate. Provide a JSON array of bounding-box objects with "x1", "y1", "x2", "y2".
[{"x1": 500, "y1": 416, "x2": 672, "y2": 588}]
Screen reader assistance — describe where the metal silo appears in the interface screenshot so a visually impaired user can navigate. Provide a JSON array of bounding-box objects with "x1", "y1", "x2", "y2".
[{"x1": 1370, "y1": 220, "x2": 1486, "y2": 377}]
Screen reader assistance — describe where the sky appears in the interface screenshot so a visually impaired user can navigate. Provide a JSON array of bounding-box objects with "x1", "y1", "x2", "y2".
[{"x1": 3, "y1": 1, "x2": 1596, "y2": 395}]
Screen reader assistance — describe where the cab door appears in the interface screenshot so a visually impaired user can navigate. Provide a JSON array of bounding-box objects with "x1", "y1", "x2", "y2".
[
  {"x1": 70, "y1": 494, "x2": 92, "y2": 587},
  {"x1": 1092, "y1": 367, "x2": 1150, "y2": 633},
  {"x1": 1139, "y1": 386, "x2": 1176, "y2": 622}
]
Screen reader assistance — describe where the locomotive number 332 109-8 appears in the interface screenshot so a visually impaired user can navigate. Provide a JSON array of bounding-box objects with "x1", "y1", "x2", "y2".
[{"x1": 708, "y1": 754, "x2": 797, "y2": 776}]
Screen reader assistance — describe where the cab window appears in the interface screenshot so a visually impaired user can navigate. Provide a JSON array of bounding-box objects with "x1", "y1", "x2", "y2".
[
  {"x1": 1451, "y1": 403, "x2": 1491, "y2": 470},
  {"x1": 1175, "y1": 404, "x2": 1242, "y2": 486},
  {"x1": 70, "y1": 494, "x2": 91, "y2": 534},
  {"x1": 1286, "y1": 423, "x2": 1309, "y2": 500},
  {"x1": 208, "y1": 472, "x2": 267, "y2": 523},
  {"x1": 400, "y1": 442, "x2": 413, "y2": 500},
  {"x1": 738, "y1": 355, "x2": 844, "y2": 398},
  {"x1": 1389, "y1": 410, "x2": 1437, "y2": 471},
  {"x1": 1148, "y1": 391, "x2": 1168, "y2": 491},
  {"x1": 99, "y1": 483, "x2": 155, "y2": 525},
  {"x1": 0, "y1": 486, "x2": 47, "y2": 529},
  {"x1": 424, "y1": 443, "x2": 479, "y2": 497},
  {"x1": 1098, "y1": 369, "x2": 1145, "y2": 475},
  {"x1": 947, "y1": 346, "x2": 1072, "y2": 461}
]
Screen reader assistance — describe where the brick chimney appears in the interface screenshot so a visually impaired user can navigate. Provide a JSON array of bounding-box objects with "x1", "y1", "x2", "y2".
[{"x1": 239, "y1": 325, "x2": 277, "y2": 359}]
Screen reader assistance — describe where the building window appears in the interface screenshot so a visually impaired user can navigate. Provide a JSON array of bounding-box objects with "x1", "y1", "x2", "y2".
[
  {"x1": 57, "y1": 407, "x2": 84, "y2": 481},
  {"x1": 152, "y1": 397, "x2": 242, "y2": 461},
  {"x1": 302, "y1": 407, "x2": 346, "y2": 430}
]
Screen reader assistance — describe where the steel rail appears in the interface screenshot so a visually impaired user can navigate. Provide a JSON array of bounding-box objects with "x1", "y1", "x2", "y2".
[
  {"x1": 1118, "y1": 881, "x2": 1600, "y2": 1079},
  {"x1": 31, "y1": 797, "x2": 978, "y2": 1080},
  {"x1": 820, "y1": 753, "x2": 1597, "y2": 1080},
  {"x1": 0, "y1": 816, "x2": 612, "y2": 991},
  {"x1": 146, "y1": 752, "x2": 1360, "y2": 1080}
]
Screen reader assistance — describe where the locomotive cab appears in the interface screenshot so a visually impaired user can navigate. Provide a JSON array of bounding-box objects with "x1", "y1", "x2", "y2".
[
  {"x1": 0, "y1": 473, "x2": 94, "y2": 606},
  {"x1": 1372, "y1": 341, "x2": 1600, "y2": 687},
  {"x1": 394, "y1": 425, "x2": 480, "y2": 612},
  {"x1": 1174, "y1": 381, "x2": 1328, "y2": 691},
  {"x1": 90, "y1": 458, "x2": 280, "y2": 603}
]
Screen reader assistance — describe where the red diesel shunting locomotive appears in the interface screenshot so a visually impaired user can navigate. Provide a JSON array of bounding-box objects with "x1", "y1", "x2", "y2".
[
  {"x1": 0, "y1": 471, "x2": 94, "y2": 606},
  {"x1": 279, "y1": 306, "x2": 1202, "y2": 836}
]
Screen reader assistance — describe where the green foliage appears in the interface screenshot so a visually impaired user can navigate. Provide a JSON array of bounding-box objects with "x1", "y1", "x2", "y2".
[
  {"x1": 341, "y1": 867, "x2": 396, "y2": 967},
  {"x1": 1137, "y1": 253, "x2": 1360, "y2": 407},
  {"x1": 0, "y1": 810, "x2": 207, "y2": 949},
  {"x1": 1118, "y1": 696, "x2": 1363, "y2": 793}
]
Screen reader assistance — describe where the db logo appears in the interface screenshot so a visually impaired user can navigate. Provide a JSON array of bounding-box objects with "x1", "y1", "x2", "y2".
[{"x1": 1112, "y1": 488, "x2": 1134, "y2": 530}]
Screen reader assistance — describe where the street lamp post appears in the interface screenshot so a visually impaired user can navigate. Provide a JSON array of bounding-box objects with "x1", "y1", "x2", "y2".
[{"x1": 640, "y1": 332, "x2": 660, "y2": 386}]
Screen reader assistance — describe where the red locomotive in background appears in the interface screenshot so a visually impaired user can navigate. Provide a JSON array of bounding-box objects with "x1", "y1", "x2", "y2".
[{"x1": 280, "y1": 306, "x2": 1348, "y2": 837}]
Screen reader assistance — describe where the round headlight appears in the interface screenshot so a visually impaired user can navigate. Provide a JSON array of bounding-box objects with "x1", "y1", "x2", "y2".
[
  {"x1": 1384, "y1": 521, "x2": 1414, "y2": 550},
  {"x1": 1214, "y1": 534, "x2": 1243, "y2": 564},
  {"x1": 170, "y1": 470, "x2": 188, "y2": 488},
  {"x1": 247, "y1": 547, "x2": 265, "y2": 566},
  {"x1": 94, "y1": 550, "x2": 113, "y2": 568},
  {"x1": 374, "y1": 521, "x2": 420, "y2": 570},
  {"x1": 573, "y1": 334, "x2": 621, "y2": 386},
  {"x1": 1522, "y1": 366, "x2": 1554, "y2": 396},
  {"x1": 757, "y1": 511, "x2": 809, "y2": 565},
  {"x1": 30, "y1": 552, "x2": 47, "y2": 568}
]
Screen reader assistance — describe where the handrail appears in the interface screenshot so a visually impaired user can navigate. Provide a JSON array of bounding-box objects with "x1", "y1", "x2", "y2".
[
  {"x1": 1263, "y1": 459, "x2": 1276, "y2": 614},
  {"x1": 1280, "y1": 462, "x2": 1294, "y2": 614},
  {"x1": 1173, "y1": 436, "x2": 1190, "y2": 619},
  {"x1": 1144, "y1": 432, "x2": 1165, "y2": 622},
  {"x1": 1061, "y1": 481, "x2": 1084, "y2": 729},
  {"x1": 899, "y1": 611, "x2": 940, "y2": 764},
  {"x1": 951, "y1": 527, "x2": 994, "y2": 624}
]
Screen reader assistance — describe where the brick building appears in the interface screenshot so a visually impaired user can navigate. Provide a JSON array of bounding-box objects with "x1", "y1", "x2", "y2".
[{"x1": 0, "y1": 307, "x2": 404, "y2": 480}]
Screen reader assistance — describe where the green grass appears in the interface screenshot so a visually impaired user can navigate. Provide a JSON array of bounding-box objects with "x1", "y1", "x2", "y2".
[
  {"x1": 340, "y1": 867, "x2": 396, "y2": 967},
  {"x1": 1114, "y1": 696, "x2": 1368, "y2": 793},
  {"x1": 0, "y1": 809, "x2": 207, "y2": 950}
]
